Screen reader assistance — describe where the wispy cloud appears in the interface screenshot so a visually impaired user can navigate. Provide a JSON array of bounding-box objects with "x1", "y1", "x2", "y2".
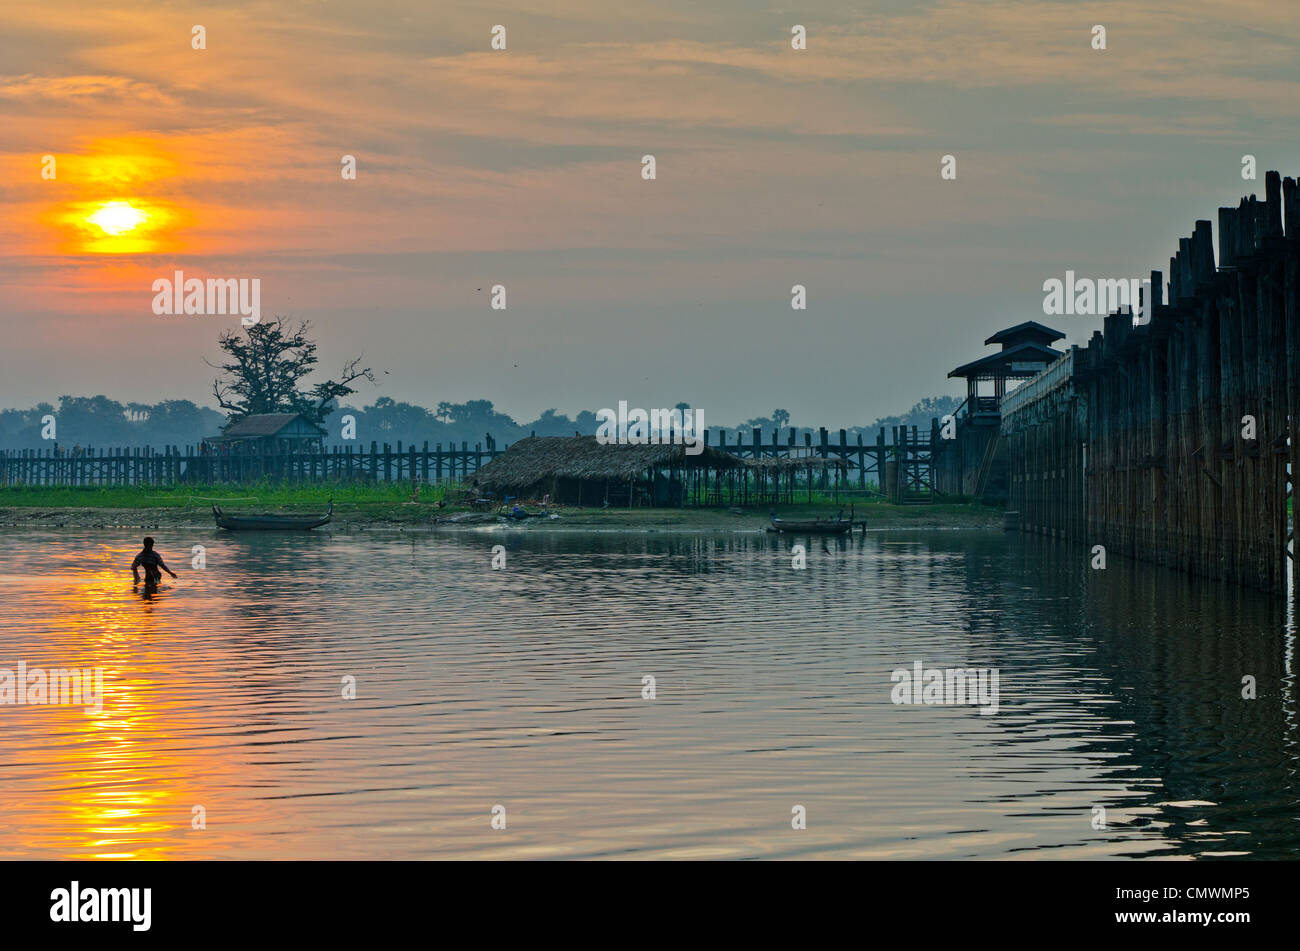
[{"x1": 0, "y1": 73, "x2": 177, "y2": 106}]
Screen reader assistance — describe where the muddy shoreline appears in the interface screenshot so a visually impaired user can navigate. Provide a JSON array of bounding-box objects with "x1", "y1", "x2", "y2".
[{"x1": 0, "y1": 504, "x2": 1005, "y2": 533}]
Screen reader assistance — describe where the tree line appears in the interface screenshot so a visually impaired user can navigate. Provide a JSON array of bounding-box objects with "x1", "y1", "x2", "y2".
[
  {"x1": 0, "y1": 393, "x2": 960, "y2": 451},
  {"x1": 0, "y1": 320, "x2": 959, "y2": 450}
]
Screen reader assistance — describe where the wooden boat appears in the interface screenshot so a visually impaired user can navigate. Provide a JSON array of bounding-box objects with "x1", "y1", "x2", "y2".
[
  {"x1": 769, "y1": 517, "x2": 852, "y2": 535},
  {"x1": 212, "y1": 500, "x2": 333, "y2": 531}
]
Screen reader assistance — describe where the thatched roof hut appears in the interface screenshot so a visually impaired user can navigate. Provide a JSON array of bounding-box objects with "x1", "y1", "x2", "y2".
[{"x1": 470, "y1": 435, "x2": 743, "y2": 506}]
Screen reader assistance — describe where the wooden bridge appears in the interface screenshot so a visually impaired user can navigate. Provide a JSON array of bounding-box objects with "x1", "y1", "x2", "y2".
[
  {"x1": 999, "y1": 170, "x2": 1300, "y2": 594},
  {"x1": 1, "y1": 427, "x2": 937, "y2": 501}
]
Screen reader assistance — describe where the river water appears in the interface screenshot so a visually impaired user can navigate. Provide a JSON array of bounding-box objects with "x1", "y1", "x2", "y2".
[{"x1": 0, "y1": 527, "x2": 1295, "y2": 859}]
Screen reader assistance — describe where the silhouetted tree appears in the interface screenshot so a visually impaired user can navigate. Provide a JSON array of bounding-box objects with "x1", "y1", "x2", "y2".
[{"x1": 208, "y1": 319, "x2": 375, "y2": 426}]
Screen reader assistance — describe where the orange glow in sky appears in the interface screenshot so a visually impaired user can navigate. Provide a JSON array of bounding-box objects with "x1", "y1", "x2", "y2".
[
  {"x1": 36, "y1": 139, "x2": 187, "y2": 254},
  {"x1": 53, "y1": 196, "x2": 179, "y2": 255}
]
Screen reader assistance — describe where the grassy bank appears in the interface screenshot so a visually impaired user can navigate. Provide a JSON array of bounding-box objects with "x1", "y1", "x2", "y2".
[
  {"x1": 0, "y1": 483, "x2": 1004, "y2": 531},
  {"x1": 0, "y1": 482, "x2": 432, "y2": 509}
]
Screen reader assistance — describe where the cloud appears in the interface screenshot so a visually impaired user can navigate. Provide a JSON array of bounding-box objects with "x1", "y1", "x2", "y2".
[{"x1": 0, "y1": 73, "x2": 177, "y2": 106}]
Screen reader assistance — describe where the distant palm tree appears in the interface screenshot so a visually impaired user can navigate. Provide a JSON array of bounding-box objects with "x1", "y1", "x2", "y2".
[{"x1": 674, "y1": 402, "x2": 690, "y2": 435}]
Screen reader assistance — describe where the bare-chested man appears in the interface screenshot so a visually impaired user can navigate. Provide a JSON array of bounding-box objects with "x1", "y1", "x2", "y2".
[{"x1": 131, "y1": 537, "x2": 177, "y2": 587}]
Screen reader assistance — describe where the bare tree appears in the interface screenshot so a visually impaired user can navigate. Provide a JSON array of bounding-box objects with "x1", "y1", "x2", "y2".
[{"x1": 207, "y1": 319, "x2": 376, "y2": 426}]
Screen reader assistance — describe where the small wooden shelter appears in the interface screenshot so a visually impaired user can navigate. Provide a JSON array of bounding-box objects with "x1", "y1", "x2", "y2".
[
  {"x1": 469, "y1": 435, "x2": 744, "y2": 507},
  {"x1": 203, "y1": 413, "x2": 326, "y2": 453}
]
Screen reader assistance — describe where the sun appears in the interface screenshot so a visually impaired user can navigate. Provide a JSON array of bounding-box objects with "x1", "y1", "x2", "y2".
[
  {"x1": 54, "y1": 197, "x2": 177, "y2": 253},
  {"x1": 86, "y1": 201, "x2": 149, "y2": 236}
]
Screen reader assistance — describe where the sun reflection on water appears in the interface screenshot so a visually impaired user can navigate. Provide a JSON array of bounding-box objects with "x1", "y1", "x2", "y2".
[{"x1": 0, "y1": 547, "x2": 259, "y2": 859}]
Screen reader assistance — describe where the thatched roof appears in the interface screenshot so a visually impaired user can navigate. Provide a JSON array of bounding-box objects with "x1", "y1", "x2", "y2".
[{"x1": 471, "y1": 435, "x2": 743, "y2": 489}]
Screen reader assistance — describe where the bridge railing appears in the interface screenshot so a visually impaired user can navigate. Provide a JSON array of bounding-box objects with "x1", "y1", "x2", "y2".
[{"x1": 1001, "y1": 350, "x2": 1074, "y2": 424}]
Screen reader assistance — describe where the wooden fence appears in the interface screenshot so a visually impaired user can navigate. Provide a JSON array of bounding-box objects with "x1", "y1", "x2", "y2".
[{"x1": 0, "y1": 426, "x2": 936, "y2": 495}]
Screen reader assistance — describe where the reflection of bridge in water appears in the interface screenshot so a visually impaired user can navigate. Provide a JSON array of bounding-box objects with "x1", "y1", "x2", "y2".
[
  {"x1": 750, "y1": 526, "x2": 1299, "y2": 858},
  {"x1": 986, "y1": 531, "x2": 1297, "y2": 858},
  {"x1": 468, "y1": 528, "x2": 1300, "y2": 857}
]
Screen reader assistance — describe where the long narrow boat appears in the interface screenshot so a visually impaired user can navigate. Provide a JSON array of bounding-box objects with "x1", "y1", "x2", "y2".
[
  {"x1": 212, "y1": 501, "x2": 333, "y2": 531},
  {"x1": 769, "y1": 517, "x2": 852, "y2": 535}
]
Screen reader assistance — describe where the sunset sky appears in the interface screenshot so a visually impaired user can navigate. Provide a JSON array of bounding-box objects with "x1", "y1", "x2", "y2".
[{"x1": 1, "y1": 0, "x2": 1297, "y2": 427}]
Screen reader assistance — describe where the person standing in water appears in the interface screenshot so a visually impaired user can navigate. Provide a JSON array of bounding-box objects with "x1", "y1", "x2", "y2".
[{"x1": 131, "y1": 537, "x2": 177, "y2": 586}]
